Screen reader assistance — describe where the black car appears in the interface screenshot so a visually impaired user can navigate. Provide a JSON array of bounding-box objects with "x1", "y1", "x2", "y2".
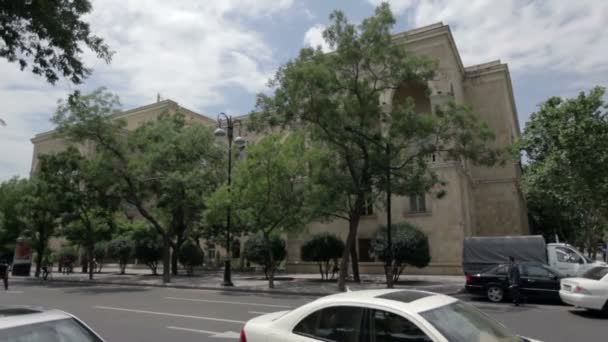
[{"x1": 465, "y1": 262, "x2": 563, "y2": 303}]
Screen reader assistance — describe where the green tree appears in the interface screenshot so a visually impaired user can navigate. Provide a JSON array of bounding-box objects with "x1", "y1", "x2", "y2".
[
  {"x1": 251, "y1": 4, "x2": 499, "y2": 291},
  {"x1": 243, "y1": 235, "x2": 287, "y2": 281},
  {"x1": 41, "y1": 147, "x2": 118, "y2": 280},
  {"x1": 53, "y1": 88, "x2": 224, "y2": 283},
  {"x1": 517, "y1": 87, "x2": 608, "y2": 257},
  {"x1": 107, "y1": 237, "x2": 133, "y2": 275},
  {"x1": 0, "y1": 0, "x2": 112, "y2": 84},
  {"x1": 205, "y1": 133, "x2": 313, "y2": 288},
  {"x1": 17, "y1": 164, "x2": 67, "y2": 278},
  {"x1": 132, "y1": 226, "x2": 163, "y2": 275},
  {"x1": 371, "y1": 222, "x2": 430, "y2": 282},
  {"x1": 300, "y1": 233, "x2": 345, "y2": 280},
  {"x1": 0, "y1": 177, "x2": 29, "y2": 256},
  {"x1": 93, "y1": 242, "x2": 107, "y2": 273},
  {"x1": 178, "y1": 242, "x2": 204, "y2": 276}
]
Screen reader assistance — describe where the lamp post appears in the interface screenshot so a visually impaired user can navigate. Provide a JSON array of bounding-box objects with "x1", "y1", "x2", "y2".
[{"x1": 214, "y1": 112, "x2": 246, "y2": 287}]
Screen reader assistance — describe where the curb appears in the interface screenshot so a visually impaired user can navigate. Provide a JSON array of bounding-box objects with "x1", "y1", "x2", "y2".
[{"x1": 13, "y1": 277, "x2": 464, "y2": 298}]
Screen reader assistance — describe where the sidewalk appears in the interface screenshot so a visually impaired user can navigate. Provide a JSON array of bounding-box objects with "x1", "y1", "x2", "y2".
[{"x1": 13, "y1": 266, "x2": 465, "y2": 297}]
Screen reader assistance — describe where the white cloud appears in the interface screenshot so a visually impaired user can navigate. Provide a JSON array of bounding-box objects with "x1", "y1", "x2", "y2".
[
  {"x1": 0, "y1": 0, "x2": 295, "y2": 181},
  {"x1": 367, "y1": 0, "x2": 416, "y2": 14},
  {"x1": 380, "y1": 0, "x2": 608, "y2": 82},
  {"x1": 303, "y1": 24, "x2": 332, "y2": 52}
]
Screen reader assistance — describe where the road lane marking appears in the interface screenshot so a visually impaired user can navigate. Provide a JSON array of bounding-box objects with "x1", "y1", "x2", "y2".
[
  {"x1": 167, "y1": 326, "x2": 240, "y2": 338},
  {"x1": 165, "y1": 296, "x2": 292, "y2": 308},
  {"x1": 248, "y1": 311, "x2": 270, "y2": 315},
  {"x1": 94, "y1": 306, "x2": 245, "y2": 324},
  {"x1": 5, "y1": 290, "x2": 23, "y2": 294}
]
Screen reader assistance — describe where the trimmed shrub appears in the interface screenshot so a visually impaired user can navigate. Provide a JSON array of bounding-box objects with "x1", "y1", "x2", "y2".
[
  {"x1": 93, "y1": 243, "x2": 107, "y2": 273},
  {"x1": 132, "y1": 227, "x2": 163, "y2": 275},
  {"x1": 243, "y1": 235, "x2": 286, "y2": 280},
  {"x1": 178, "y1": 242, "x2": 204, "y2": 276},
  {"x1": 372, "y1": 222, "x2": 431, "y2": 282},
  {"x1": 107, "y1": 238, "x2": 133, "y2": 275},
  {"x1": 58, "y1": 247, "x2": 78, "y2": 273},
  {"x1": 301, "y1": 233, "x2": 344, "y2": 280}
]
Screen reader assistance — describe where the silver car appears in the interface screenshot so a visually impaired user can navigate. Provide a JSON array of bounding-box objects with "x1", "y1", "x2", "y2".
[{"x1": 0, "y1": 307, "x2": 104, "y2": 341}]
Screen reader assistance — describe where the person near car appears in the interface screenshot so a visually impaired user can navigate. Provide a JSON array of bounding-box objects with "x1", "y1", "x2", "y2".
[
  {"x1": 507, "y1": 256, "x2": 521, "y2": 306},
  {"x1": 0, "y1": 259, "x2": 9, "y2": 290}
]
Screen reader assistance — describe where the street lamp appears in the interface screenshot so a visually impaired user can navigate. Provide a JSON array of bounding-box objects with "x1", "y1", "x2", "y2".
[{"x1": 215, "y1": 112, "x2": 246, "y2": 287}]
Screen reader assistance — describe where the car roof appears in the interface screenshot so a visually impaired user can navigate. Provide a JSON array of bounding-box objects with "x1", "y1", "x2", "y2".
[
  {"x1": 312, "y1": 289, "x2": 457, "y2": 314},
  {"x1": 0, "y1": 307, "x2": 73, "y2": 330}
]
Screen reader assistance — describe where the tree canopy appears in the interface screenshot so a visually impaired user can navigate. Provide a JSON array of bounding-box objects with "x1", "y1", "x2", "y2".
[
  {"x1": 251, "y1": 3, "x2": 499, "y2": 291},
  {"x1": 0, "y1": 0, "x2": 112, "y2": 84},
  {"x1": 518, "y1": 86, "x2": 608, "y2": 253}
]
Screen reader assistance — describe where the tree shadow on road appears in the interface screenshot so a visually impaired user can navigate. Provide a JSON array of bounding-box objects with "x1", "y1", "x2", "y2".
[{"x1": 568, "y1": 310, "x2": 608, "y2": 320}]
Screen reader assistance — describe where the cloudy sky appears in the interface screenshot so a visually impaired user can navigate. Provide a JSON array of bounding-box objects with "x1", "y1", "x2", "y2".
[{"x1": 1, "y1": 0, "x2": 607, "y2": 181}]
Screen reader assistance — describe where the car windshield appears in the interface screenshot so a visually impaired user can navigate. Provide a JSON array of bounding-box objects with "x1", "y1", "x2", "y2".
[
  {"x1": 420, "y1": 301, "x2": 523, "y2": 342},
  {"x1": 582, "y1": 267, "x2": 608, "y2": 280},
  {"x1": 0, "y1": 318, "x2": 102, "y2": 342}
]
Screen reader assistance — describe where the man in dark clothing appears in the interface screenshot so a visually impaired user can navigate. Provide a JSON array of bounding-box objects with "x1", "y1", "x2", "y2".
[
  {"x1": 0, "y1": 260, "x2": 9, "y2": 290},
  {"x1": 508, "y1": 256, "x2": 521, "y2": 306}
]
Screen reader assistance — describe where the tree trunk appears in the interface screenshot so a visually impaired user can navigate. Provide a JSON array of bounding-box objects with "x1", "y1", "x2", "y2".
[
  {"x1": 338, "y1": 218, "x2": 359, "y2": 291},
  {"x1": 162, "y1": 234, "x2": 171, "y2": 283},
  {"x1": 267, "y1": 243, "x2": 275, "y2": 289},
  {"x1": 87, "y1": 243, "x2": 94, "y2": 280},
  {"x1": 34, "y1": 245, "x2": 44, "y2": 278},
  {"x1": 171, "y1": 246, "x2": 179, "y2": 276},
  {"x1": 350, "y1": 239, "x2": 360, "y2": 283}
]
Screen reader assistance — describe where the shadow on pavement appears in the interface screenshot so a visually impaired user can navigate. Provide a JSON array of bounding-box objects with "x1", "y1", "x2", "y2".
[
  {"x1": 65, "y1": 286, "x2": 150, "y2": 294},
  {"x1": 568, "y1": 309, "x2": 608, "y2": 319}
]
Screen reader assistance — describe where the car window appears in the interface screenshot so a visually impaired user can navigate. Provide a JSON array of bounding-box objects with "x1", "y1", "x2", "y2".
[
  {"x1": 293, "y1": 306, "x2": 365, "y2": 342},
  {"x1": 0, "y1": 318, "x2": 102, "y2": 342},
  {"x1": 582, "y1": 267, "x2": 608, "y2": 281},
  {"x1": 556, "y1": 247, "x2": 583, "y2": 263},
  {"x1": 522, "y1": 265, "x2": 552, "y2": 278},
  {"x1": 556, "y1": 250, "x2": 571, "y2": 263},
  {"x1": 369, "y1": 309, "x2": 431, "y2": 342},
  {"x1": 486, "y1": 265, "x2": 507, "y2": 275},
  {"x1": 420, "y1": 301, "x2": 522, "y2": 342}
]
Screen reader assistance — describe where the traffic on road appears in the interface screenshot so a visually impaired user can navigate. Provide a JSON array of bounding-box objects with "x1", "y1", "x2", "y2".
[{"x1": 1, "y1": 281, "x2": 607, "y2": 342}]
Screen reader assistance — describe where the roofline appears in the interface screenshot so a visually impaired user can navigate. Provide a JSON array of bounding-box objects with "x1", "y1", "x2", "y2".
[
  {"x1": 31, "y1": 99, "x2": 212, "y2": 143},
  {"x1": 392, "y1": 22, "x2": 466, "y2": 76},
  {"x1": 463, "y1": 61, "x2": 521, "y2": 135}
]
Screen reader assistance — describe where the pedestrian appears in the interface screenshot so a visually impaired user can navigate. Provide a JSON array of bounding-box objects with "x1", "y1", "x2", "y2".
[
  {"x1": 507, "y1": 256, "x2": 521, "y2": 306},
  {"x1": 0, "y1": 259, "x2": 9, "y2": 290}
]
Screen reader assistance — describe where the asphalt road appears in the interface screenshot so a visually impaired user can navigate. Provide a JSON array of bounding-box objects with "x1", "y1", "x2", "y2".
[{"x1": 1, "y1": 281, "x2": 606, "y2": 342}]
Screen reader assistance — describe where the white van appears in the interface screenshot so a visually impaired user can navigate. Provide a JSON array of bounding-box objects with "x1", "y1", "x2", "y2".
[{"x1": 547, "y1": 243, "x2": 606, "y2": 277}]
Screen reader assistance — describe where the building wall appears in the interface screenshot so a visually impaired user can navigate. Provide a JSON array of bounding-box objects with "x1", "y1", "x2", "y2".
[{"x1": 463, "y1": 63, "x2": 530, "y2": 236}]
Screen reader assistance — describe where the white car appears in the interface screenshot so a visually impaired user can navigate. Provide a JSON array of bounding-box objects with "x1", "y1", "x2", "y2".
[
  {"x1": 0, "y1": 306, "x2": 104, "y2": 341},
  {"x1": 240, "y1": 289, "x2": 541, "y2": 342},
  {"x1": 559, "y1": 266, "x2": 608, "y2": 313}
]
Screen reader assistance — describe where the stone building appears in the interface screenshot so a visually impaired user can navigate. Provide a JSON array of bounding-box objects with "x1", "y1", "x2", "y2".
[{"x1": 30, "y1": 23, "x2": 528, "y2": 275}]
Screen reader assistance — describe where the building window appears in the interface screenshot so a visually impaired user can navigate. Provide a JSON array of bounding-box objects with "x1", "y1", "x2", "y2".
[
  {"x1": 409, "y1": 193, "x2": 427, "y2": 213},
  {"x1": 359, "y1": 192, "x2": 374, "y2": 216},
  {"x1": 207, "y1": 244, "x2": 216, "y2": 260},
  {"x1": 358, "y1": 239, "x2": 373, "y2": 262}
]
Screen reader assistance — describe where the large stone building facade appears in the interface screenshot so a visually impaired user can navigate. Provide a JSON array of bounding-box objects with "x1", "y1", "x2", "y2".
[{"x1": 31, "y1": 23, "x2": 528, "y2": 275}]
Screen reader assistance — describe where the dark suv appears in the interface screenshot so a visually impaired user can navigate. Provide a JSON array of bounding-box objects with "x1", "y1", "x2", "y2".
[{"x1": 465, "y1": 262, "x2": 563, "y2": 303}]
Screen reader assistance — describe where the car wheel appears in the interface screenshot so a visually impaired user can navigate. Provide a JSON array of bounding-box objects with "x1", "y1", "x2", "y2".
[{"x1": 486, "y1": 286, "x2": 504, "y2": 303}]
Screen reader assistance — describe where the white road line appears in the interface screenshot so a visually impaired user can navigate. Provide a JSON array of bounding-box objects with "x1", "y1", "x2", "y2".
[
  {"x1": 165, "y1": 297, "x2": 292, "y2": 309},
  {"x1": 167, "y1": 326, "x2": 240, "y2": 338},
  {"x1": 168, "y1": 326, "x2": 220, "y2": 335},
  {"x1": 94, "y1": 306, "x2": 245, "y2": 324},
  {"x1": 248, "y1": 311, "x2": 270, "y2": 315},
  {"x1": 5, "y1": 290, "x2": 23, "y2": 294}
]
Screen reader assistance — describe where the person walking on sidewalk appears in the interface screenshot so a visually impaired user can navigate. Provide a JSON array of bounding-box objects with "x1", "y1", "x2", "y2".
[
  {"x1": 0, "y1": 260, "x2": 9, "y2": 290},
  {"x1": 508, "y1": 256, "x2": 521, "y2": 306}
]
